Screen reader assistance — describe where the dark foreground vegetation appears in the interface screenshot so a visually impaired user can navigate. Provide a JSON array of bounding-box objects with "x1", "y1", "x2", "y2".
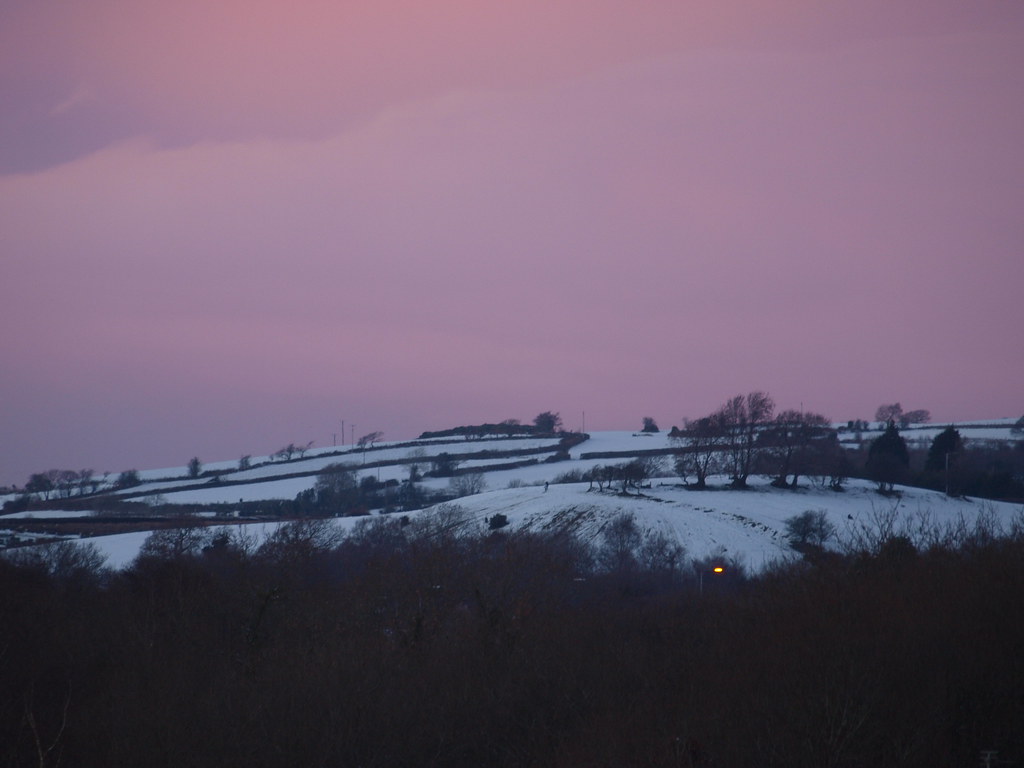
[{"x1": 3, "y1": 510, "x2": 1024, "y2": 768}]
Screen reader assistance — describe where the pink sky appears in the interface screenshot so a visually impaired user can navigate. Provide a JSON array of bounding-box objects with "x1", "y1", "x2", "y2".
[{"x1": 2, "y1": 0, "x2": 1023, "y2": 486}]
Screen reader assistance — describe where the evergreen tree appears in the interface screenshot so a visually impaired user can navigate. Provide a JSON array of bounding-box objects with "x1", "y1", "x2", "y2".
[
  {"x1": 925, "y1": 427, "x2": 963, "y2": 473},
  {"x1": 866, "y1": 422, "x2": 909, "y2": 492}
]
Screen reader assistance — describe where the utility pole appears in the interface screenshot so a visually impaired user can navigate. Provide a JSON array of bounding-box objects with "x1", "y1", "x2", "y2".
[
  {"x1": 945, "y1": 451, "x2": 950, "y2": 496},
  {"x1": 341, "y1": 420, "x2": 345, "y2": 447},
  {"x1": 945, "y1": 451, "x2": 958, "y2": 496}
]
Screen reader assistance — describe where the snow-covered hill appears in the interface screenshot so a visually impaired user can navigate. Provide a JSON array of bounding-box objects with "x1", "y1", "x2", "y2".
[
  {"x1": 4, "y1": 424, "x2": 1021, "y2": 570},
  {"x1": 17, "y1": 476, "x2": 1019, "y2": 572}
]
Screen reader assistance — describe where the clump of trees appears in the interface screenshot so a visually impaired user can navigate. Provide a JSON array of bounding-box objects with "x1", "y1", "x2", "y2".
[
  {"x1": 594, "y1": 512, "x2": 687, "y2": 582},
  {"x1": 670, "y1": 392, "x2": 842, "y2": 491},
  {"x1": 24, "y1": 469, "x2": 102, "y2": 500},
  {"x1": 430, "y1": 452, "x2": 461, "y2": 477},
  {"x1": 294, "y1": 463, "x2": 361, "y2": 515},
  {"x1": 116, "y1": 469, "x2": 141, "y2": 489},
  {"x1": 763, "y1": 410, "x2": 836, "y2": 488},
  {"x1": 915, "y1": 428, "x2": 1024, "y2": 501},
  {"x1": 295, "y1": 461, "x2": 448, "y2": 517},
  {"x1": 419, "y1": 419, "x2": 536, "y2": 440},
  {"x1": 875, "y1": 402, "x2": 931, "y2": 428},
  {"x1": 418, "y1": 413, "x2": 569, "y2": 440},
  {"x1": 533, "y1": 410, "x2": 563, "y2": 434},
  {"x1": 784, "y1": 509, "x2": 836, "y2": 554},
  {"x1": 272, "y1": 441, "x2": 314, "y2": 462},
  {"x1": 581, "y1": 458, "x2": 665, "y2": 494},
  {"x1": 839, "y1": 419, "x2": 1021, "y2": 501}
]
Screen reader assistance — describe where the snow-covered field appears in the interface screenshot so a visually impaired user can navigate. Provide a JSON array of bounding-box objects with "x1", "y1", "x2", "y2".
[
  {"x1": 5, "y1": 424, "x2": 1021, "y2": 571},
  {"x1": 30, "y1": 476, "x2": 1022, "y2": 573}
]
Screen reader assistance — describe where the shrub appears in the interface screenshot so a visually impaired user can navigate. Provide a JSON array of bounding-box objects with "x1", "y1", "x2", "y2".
[
  {"x1": 450, "y1": 473, "x2": 486, "y2": 498},
  {"x1": 116, "y1": 469, "x2": 141, "y2": 489},
  {"x1": 784, "y1": 510, "x2": 835, "y2": 552}
]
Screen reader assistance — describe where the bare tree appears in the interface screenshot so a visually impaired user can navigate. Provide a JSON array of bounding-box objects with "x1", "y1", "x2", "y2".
[
  {"x1": 719, "y1": 391, "x2": 775, "y2": 489},
  {"x1": 76, "y1": 469, "x2": 99, "y2": 496},
  {"x1": 585, "y1": 464, "x2": 607, "y2": 491},
  {"x1": 899, "y1": 409, "x2": 931, "y2": 428},
  {"x1": 403, "y1": 448, "x2": 427, "y2": 482},
  {"x1": 258, "y1": 518, "x2": 344, "y2": 564},
  {"x1": 7, "y1": 539, "x2": 108, "y2": 581},
  {"x1": 499, "y1": 418, "x2": 521, "y2": 436},
  {"x1": 671, "y1": 414, "x2": 729, "y2": 489},
  {"x1": 357, "y1": 431, "x2": 384, "y2": 450},
  {"x1": 785, "y1": 509, "x2": 836, "y2": 550},
  {"x1": 24, "y1": 469, "x2": 82, "y2": 500},
  {"x1": 614, "y1": 457, "x2": 664, "y2": 493},
  {"x1": 138, "y1": 524, "x2": 211, "y2": 560},
  {"x1": 764, "y1": 410, "x2": 832, "y2": 488},
  {"x1": 310, "y1": 463, "x2": 359, "y2": 511},
  {"x1": 449, "y1": 472, "x2": 487, "y2": 498},
  {"x1": 595, "y1": 513, "x2": 642, "y2": 573},
  {"x1": 874, "y1": 403, "x2": 903, "y2": 425},
  {"x1": 26, "y1": 472, "x2": 55, "y2": 500},
  {"x1": 407, "y1": 502, "x2": 474, "y2": 542},
  {"x1": 274, "y1": 443, "x2": 298, "y2": 461}
]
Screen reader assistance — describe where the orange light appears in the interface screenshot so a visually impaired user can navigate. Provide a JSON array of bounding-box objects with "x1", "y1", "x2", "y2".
[{"x1": 713, "y1": 566, "x2": 724, "y2": 573}]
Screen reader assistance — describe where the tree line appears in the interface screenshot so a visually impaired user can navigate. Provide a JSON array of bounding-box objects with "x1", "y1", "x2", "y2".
[
  {"x1": 666, "y1": 392, "x2": 1023, "y2": 501},
  {"x1": 418, "y1": 412, "x2": 566, "y2": 440},
  {"x1": 2, "y1": 505, "x2": 1023, "y2": 767}
]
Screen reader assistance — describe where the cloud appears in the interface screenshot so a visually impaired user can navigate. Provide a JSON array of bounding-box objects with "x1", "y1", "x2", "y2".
[
  {"x1": 47, "y1": 85, "x2": 96, "y2": 116},
  {"x1": 5, "y1": 30, "x2": 1021, "y2": 356},
  {"x1": 5, "y1": 0, "x2": 1022, "y2": 170}
]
